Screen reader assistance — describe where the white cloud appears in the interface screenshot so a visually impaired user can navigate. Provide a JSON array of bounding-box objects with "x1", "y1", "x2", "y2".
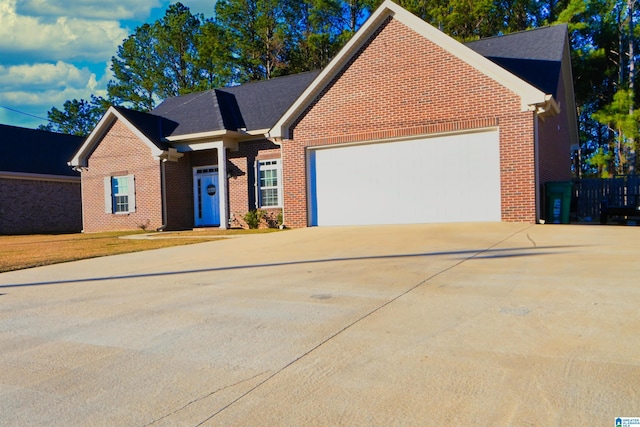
[
  {"x1": 16, "y1": 0, "x2": 161, "y2": 20},
  {"x1": 0, "y1": 61, "x2": 108, "y2": 123},
  {"x1": 0, "y1": 0, "x2": 128, "y2": 63}
]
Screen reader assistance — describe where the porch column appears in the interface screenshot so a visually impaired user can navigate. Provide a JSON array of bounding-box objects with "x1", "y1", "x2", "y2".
[{"x1": 216, "y1": 142, "x2": 228, "y2": 229}]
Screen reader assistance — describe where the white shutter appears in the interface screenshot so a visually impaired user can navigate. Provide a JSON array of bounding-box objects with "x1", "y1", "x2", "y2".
[
  {"x1": 127, "y1": 174, "x2": 136, "y2": 213},
  {"x1": 104, "y1": 177, "x2": 112, "y2": 213}
]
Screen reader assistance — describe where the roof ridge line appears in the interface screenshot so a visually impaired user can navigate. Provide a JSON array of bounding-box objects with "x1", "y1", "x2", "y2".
[{"x1": 466, "y1": 23, "x2": 567, "y2": 44}]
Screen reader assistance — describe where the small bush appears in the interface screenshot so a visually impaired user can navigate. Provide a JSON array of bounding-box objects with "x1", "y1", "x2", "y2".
[{"x1": 244, "y1": 210, "x2": 263, "y2": 229}]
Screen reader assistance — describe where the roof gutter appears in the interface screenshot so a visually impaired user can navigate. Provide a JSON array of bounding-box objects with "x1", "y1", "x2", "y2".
[{"x1": 1, "y1": 171, "x2": 81, "y2": 183}]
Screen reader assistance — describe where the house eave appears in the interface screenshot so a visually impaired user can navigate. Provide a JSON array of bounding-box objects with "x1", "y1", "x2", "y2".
[
  {"x1": 69, "y1": 106, "x2": 165, "y2": 168},
  {"x1": 166, "y1": 128, "x2": 270, "y2": 143},
  {"x1": 530, "y1": 95, "x2": 560, "y2": 118},
  {"x1": 0, "y1": 171, "x2": 80, "y2": 183}
]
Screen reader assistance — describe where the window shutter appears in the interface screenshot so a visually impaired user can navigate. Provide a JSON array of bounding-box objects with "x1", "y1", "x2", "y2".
[
  {"x1": 127, "y1": 174, "x2": 136, "y2": 213},
  {"x1": 104, "y1": 177, "x2": 112, "y2": 213}
]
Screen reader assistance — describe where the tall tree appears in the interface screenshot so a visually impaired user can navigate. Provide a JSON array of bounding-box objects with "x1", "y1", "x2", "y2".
[
  {"x1": 555, "y1": 0, "x2": 636, "y2": 176},
  {"x1": 342, "y1": 0, "x2": 379, "y2": 33},
  {"x1": 108, "y1": 2, "x2": 232, "y2": 110},
  {"x1": 289, "y1": 0, "x2": 346, "y2": 72},
  {"x1": 215, "y1": 0, "x2": 298, "y2": 80},
  {"x1": 153, "y1": 3, "x2": 205, "y2": 97},
  {"x1": 108, "y1": 22, "x2": 164, "y2": 111},
  {"x1": 38, "y1": 96, "x2": 109, "y2": 137},
  {"x1": 193, "y1": 20, "x2": 236, "y2": 89}
]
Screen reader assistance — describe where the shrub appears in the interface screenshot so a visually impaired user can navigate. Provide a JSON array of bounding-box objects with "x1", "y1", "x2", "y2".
[{"x1": 244, "y1": 210, "x2": 263, "y2": 229}]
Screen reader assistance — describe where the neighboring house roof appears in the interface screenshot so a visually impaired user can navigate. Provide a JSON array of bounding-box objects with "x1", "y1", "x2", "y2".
[
  {"x1": 271, "y1": 0, "x2": 559, "y2": 139},
  {"x1": 152, "y1": 71, "x2": 321, "y2": 136},
  {"x1": 466, "y1": 24, "x2": 568, "y2": 97},
  {"x1": 0, "y1": 124, "x2": 83, "y2": 178}
]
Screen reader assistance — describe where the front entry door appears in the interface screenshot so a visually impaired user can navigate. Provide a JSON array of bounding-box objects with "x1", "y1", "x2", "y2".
[{"x1": 194, "y1": 167, "x2": 220, "y2": 227}]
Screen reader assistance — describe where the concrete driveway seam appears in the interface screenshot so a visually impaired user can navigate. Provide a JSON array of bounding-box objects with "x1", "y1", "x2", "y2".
[
  {"x1": 142, "y1": 372, "x2": 267, "y2": 427},
  {"x1": 193, "y1": 224, "x2": 535, "y2": 425}
]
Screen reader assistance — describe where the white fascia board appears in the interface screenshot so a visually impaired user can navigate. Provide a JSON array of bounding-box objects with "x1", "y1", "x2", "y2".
[
  {"x1": 173, "y1": 139, "x2": 240, "y2": 153},
  {"x1": 68, "y1": 106, "x2": 164, "y2": 167},
  {"x1": 271, "y1": 0, "x2": 550, "y2": 139},
  {"x1": 0, "y1": 171, "x2": 80, "y2": 183},
  {"x1": 174, "y1": 141, "x2": 223, "y2": 152},
  {"x1": 165, "y1": 129, "x2": 231, "y2": 142},
  {"x1": 68, "y1": 107, "x2": 117, "y2": 167},
  {"x1": 245, "y1": 128, "x2": 270, "y2": 136},
  {"x1": 166, "y1": 128, "x2": 269, "y2": 142}
]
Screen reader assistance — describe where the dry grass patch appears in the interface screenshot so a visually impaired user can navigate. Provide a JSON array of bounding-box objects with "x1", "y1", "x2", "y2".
[{"x1": 0, "y1": 229, "x2": 281, "y2": 273}]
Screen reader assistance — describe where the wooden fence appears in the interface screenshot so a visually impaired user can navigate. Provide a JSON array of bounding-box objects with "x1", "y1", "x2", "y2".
[{"x1": 572, "y1": 175, "x2": 640, "y2": 221}]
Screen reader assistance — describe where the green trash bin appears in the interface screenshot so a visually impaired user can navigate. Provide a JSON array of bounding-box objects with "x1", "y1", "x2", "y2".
[{"x1": 545, "y1": 181, "x2": 572, "y2": 224}]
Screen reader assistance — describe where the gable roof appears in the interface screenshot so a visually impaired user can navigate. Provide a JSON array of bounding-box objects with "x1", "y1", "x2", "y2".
[
  {"x1": 270, "y1": 0, "x2": 559, "y2": 140},
  {"x1": 0, "y1": 124, "x2": 83, "y2": 178},
  {"x1": 466, "y1": 24, "x2": 568, "y2": 97},
  {"x1": 70, "y1": 71, "x2": 321, "y2": 167},
  {"x1": 152, "y1": 71, "x2": 321, "y2": 137},
  {"x1": 111, "y1": 106, "x2": 173, "y2": 150},
  {"x1": 69, "y1": 106, "x2": 174, "y2": 168}
]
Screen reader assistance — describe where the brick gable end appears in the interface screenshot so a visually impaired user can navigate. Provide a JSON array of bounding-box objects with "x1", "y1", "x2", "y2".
[
  {"x1": 283, "y1": 17, "x2": 536, "y2": 227},
  {"x1": 81, "y1": 120, "x2": 163, "y2": 232}
]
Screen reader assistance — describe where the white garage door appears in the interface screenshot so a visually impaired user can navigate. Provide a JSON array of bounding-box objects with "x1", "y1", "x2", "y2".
[{"x1": 307, "y1": 130, "x2": 501, "y2": 226}]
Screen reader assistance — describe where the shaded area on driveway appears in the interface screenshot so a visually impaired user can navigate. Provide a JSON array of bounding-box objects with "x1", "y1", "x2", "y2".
[{"x1": 0, "y1": 245, "x2": 580, "y2": 289}]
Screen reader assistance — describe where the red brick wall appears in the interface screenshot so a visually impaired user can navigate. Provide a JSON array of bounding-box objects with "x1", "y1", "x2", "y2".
[
  {"x1": 0, "y1": 177, "x2": 81, "y2": 234},
  {"x1": 283, "y1": 17, "x2": 537, "y2": 227},
  {"x1": 537, "y1": 77, "x2": 572, "y2": 184},
  {"x1": 81, "y1": 120, "x2": 163, "y2": 232}
]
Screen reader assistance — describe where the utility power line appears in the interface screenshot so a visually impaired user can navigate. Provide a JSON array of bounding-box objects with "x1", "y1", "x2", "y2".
[{"x1": 0, "y1": 106, "x2": 49, "y2": 122}]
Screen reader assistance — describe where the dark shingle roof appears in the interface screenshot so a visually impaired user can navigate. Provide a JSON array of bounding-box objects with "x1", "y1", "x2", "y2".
[
  {"x1": 152, "y1": 71, "x2": 321, "y2": 136},
  {"x1": 0, "y1": 124, "x2": 84, "y2": 177},
  {"x1": 149, "y1": 90, "x2": 226, "y2": 136},
  {"x1": 112, "y1": 106, "x2": 173, "y2": 150},
  {"x1": 466, "y1": 24, "x2": 568, "y2": 96},
  {"x1": 107, "y1": 26, "x2": 567, "y2": 141},
  {"x1": 220, "y1": 71, "x2": 321, "y2": 131}
]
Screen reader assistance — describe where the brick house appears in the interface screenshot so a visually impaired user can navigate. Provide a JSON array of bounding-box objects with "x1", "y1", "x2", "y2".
[
  {"x1": 0, "y1": 124, "x2": 83, "y2": 234},
  {"x1": 70, "y1": 0, "x2": 578, "y2": 231}
]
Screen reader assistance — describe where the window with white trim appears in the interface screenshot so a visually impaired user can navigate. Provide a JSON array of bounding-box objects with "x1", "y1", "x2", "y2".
[
  {"x1": 257, "y1": 159, "x2": 282, "y2": 207},
  {"x1": 104, "y1": 174, "x2": 136, "y2": 214}
]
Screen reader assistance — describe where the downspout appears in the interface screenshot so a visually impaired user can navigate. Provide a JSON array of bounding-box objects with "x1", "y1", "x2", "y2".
[
  {"x1": 157, "y1": 159, "x2": 168, "y2": 231},
  {"x1": 534, "y1": 114, "x2": 541, "y2": 223}
]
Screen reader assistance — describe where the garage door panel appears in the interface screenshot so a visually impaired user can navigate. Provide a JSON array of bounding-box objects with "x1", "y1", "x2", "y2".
[{"x1": 308, "y1": 131, "x2": 501, "y2": 226}]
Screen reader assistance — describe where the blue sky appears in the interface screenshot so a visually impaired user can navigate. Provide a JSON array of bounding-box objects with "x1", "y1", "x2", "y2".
[{"x1": 0, "y1": 0, "x2": 217, "y2": 130}]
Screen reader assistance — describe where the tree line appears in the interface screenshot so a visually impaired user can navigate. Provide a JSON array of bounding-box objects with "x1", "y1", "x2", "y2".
[{"x1": 40, "y1": 0, "x2": 640, "y2": 178}]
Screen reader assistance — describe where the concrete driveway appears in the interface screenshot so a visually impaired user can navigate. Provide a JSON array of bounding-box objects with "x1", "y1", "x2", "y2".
[{"x1": 0, "y1": 223, "x2": 639, "y2": 426}]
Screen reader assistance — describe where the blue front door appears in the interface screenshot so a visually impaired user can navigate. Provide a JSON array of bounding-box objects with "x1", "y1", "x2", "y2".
[{"x1": 194, "y1": 167, "x2": 220, "y2": 227}]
